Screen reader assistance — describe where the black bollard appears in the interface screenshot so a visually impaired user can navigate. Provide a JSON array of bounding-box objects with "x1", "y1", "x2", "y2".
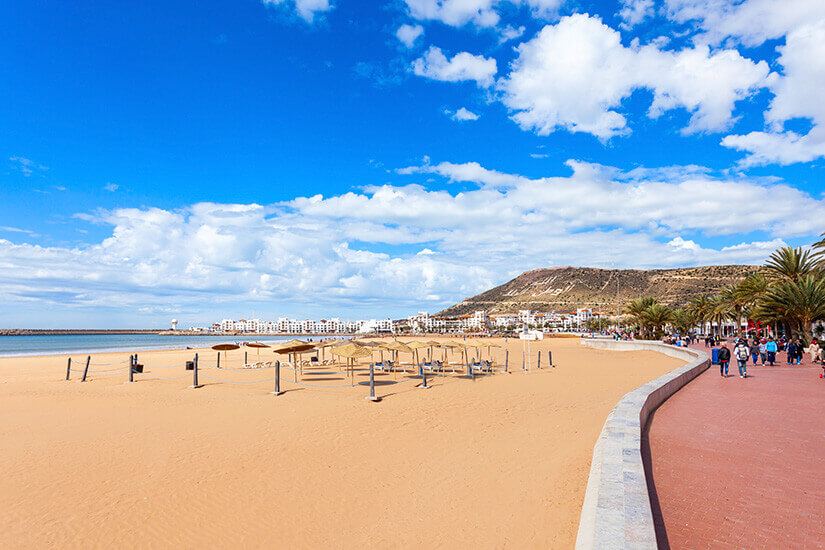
[
  {"x1": 81, "y1": 356, "x2": 91, "y2": 382},
  {"x1": 549, "y1": 350, "x2": 554, "y2": 367},
  {"x1": 217, "y1": 352, "x2": 220, "y2": 369},
  {"x1": 365, "y1": 362, "x2": 379, "y2": 401},
  {"x1": 128, "y1": 354, "x2": 134, "y2": 383},
  {"x1": 271, "y1": 361, "x2": 284, "y2": 396},
  {"x1": 65, "y1": 358, "x2": 72, "y2": 381},
  {"x1": 191, "y1": 353, "x2": 200, "y2": 388},
  {"x1": 505, "y1": 350, "x2": 509, "y2": 373},
  {"x1": 419, "y1": 362, "x2": 430, "y2": 389},
  {"x1": 537, "y1": 351, "x2": 542, "y2": 369},
  {"x1": 244, "y1": 351, "x2": 248, "y2": 366}
]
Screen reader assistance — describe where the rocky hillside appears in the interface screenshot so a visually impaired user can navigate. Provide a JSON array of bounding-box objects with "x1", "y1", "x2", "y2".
[{"x1": 439, "y1": 265, "x2": 763, "y2": 316}]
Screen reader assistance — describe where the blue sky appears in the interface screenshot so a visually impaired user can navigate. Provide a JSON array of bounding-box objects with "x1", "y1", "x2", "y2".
[{"x1": 2, "y1": 0, "x2": 825, "y2": 328}]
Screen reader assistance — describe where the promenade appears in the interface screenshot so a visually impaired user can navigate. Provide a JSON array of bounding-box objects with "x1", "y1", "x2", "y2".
[{"x1": 648, "y1": 343, "x2": 825, "y2": 549}]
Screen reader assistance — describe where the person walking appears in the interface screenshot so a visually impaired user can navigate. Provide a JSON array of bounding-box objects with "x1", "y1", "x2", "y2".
[
  {"x1": 795, "y1": 339, "x2": 805, "y2": 365},
  {"x1": 718, "y1": 343, "x2": 731, "y2": 377},
  {"x1": 758, "y1": 338, "x2": 767, "y2": 366},
  {"x1": 734, "y1": 339, "x2": 750, "y2": 378},
  {"x1": 766, "y1": 337, "x2": 778, "y2": 366},
  {"x1": 811, "y1": 339, "x2": 821, "y2": 364},
  {"x1": 787, "y1": 340, "x2": 798, "y2": 365},
  {"x1": 749, "y1": 338, "x2": 760, "y2": 366}
]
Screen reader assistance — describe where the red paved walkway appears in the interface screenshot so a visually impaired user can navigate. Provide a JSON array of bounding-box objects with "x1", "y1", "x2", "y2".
[{"x1": 648, "y1": 343, "x2": 825, "y2": 549}]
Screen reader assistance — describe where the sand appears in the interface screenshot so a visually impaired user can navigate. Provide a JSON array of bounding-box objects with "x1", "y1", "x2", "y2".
[{"x1": 0, "y1": 337, "x2": 682, "y2": 549}]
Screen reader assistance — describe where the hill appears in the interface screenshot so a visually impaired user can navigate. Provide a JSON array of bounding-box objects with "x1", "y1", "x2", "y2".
[{"x1": 438, "y1": 265, "x2": 762, "y2": 316}]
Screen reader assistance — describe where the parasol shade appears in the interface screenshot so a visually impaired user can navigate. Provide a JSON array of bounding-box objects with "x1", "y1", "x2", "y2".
[{"x1": 212, "y1": 343, "x2": 240, "y2": 351}]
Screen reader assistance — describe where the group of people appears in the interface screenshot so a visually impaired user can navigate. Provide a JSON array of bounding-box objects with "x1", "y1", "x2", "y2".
[{"x1": 716, "y1": 335, "x2": 823, "y2": 378}]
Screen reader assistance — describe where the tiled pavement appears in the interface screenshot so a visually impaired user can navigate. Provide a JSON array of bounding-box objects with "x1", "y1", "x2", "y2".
[{"x1": 647, "y1": 343, "x2": 825, "y2": 549}]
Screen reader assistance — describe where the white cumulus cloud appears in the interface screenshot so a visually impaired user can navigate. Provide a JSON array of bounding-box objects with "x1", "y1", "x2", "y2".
[
  {"x1": 497, "y1": 14, "x2": 771, "y2": 139},
  {"x1": 412, "y1": 46, "x2": 497, "y2": 87},
  {"x1": 396, "y1": 24, "x2": 424, "y2": 48}
]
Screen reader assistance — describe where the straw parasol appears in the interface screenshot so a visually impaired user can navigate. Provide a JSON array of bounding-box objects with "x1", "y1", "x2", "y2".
[
  {"x1": 245, "y1": 342, "x2": 270, "y2": 360},
  {"x1": 406, "y1": 340, "x2": 430, "y2": 365},
  {"x1": 212, "y1": 343, "x2": 240, "y2": 367},
  {"x1": 330, "y1": 342, "x2": 373, "y2": 383},
  {"x1": 272, "y1": 340, "x2": 317, "y2": 379},
  {"x1": 378, "y1": 341, "x2": 414, "y2": 376}
]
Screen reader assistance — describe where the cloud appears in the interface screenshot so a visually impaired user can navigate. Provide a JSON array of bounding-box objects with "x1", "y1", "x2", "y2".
[
  {"x1": 2, "y1": 159, "x2": 823, "y2": 323},
  {"x1": 664, "y1": 0, "x2": 825, "y2": 47},
  {"x1": 498, "y1": 25, "x2": 525, "y2": 43},
  {"x1": 412, "y1": 46, "x2": 497, "y2": 87},
  {"x1": 444, "y1": 107, "x2": 480, "y2": 121},
  {"x1": 103, "y1": 182, "x2": 119, "y2": 192},
  {"x1": 396, "y1": 24, "x2": 424, "y2": 48},
  {"x1": 400, "y1": 0, "x2": 563, "y2": 28},
  {"x1": 10, "y1": 157, "x2": 48, "y2": 177},
  {"x1": 721, "y1": 19, "x2": 825, "y2": 165},
  {"x1": 497, "y1": 14, "x2": 771, "y2": 139},
  {"x1": 619, "y1": 0, "x2": 655, "y2": 28},
  {"x1": 261, "y1": 0, "x2": 333, "y2": 23}
]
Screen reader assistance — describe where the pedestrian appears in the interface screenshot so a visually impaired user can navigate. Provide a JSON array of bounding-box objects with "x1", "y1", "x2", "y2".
[
  {"x1": 811, "y1": 339, "x2": 821, "y2": 364},
  {"x1": 759, "y1": 338, "x2": 767, "y2": 365},
  {"x1": 766, "y1": 337, "x2": 777, "y2": 366},
  {"x1": 787, "y1": 340, "x2": 798, "y2": 365},
  {"x1": 718, "y1": 343, "x2": 731, "y2": 377},
  {"x1": 795, "y1": 339, "x2": 805, "y2": 365},
  {"x1": 749, "y1": 338, "x2": 760, "y2": 366},
  {"x1": 734, "y1": 339, "x2": 750, "y2": 378}
]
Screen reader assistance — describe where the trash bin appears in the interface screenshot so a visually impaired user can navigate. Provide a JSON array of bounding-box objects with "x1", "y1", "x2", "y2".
[
  {"x1": 711, "y1": 348, "x2": 719, "y2": 365},
  {"x1": 133, "y1": 363, "x2": 144, "y2": 373},
  {"x1": 185, "y1": 361, "x2": 194, "y2": 371}
]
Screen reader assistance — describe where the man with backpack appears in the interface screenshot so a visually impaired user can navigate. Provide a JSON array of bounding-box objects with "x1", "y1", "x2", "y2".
[{"x1": 735, "y1": 339, "x2": 750, "y2": 378}]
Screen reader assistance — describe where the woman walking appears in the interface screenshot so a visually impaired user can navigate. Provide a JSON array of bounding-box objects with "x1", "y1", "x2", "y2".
[
  {"x1": 749, "y1": 339, "x2": 760, "y2": 366},
  {"x1": 811, "y1": 339, "x2": 821, "y2": 364}
]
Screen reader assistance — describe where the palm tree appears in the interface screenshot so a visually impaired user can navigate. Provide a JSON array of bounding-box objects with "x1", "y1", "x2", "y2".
[
  {"x1": 687, "y1": 295, "x2": 713, "y2": 334},
  {"x1": 641, "y1": 303, "x2": 673, "y2": 339},
  {"x1": 627, "y1": 297, "x2": 657, "y2": 337},
  {"x1": 765, "y1": 246, "x2": 816, "y2": 282},
  {"x1": 757, "y1": 275, "x2": 825, "y2": 344},
  {"x1": 671, "y1": 308, "x2": 698, "y2": 336},
  {"x1": 709, "y1": 294, "x2": 735, "y2": 337}
]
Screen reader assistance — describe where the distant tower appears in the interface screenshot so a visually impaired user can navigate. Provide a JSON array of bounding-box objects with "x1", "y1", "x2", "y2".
[{"x1": 171, "y1": 319, "x2": 178, "y2": 331}]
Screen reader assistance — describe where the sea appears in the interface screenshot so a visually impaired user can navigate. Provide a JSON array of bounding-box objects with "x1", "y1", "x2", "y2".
[{"x1": 0, "y1": 334, "x2": 294, "y2": 358}]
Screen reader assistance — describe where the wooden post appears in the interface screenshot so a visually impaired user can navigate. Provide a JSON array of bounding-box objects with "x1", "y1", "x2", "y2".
[
  {"x1": 244, "y1": 351, "x2": 248, "y2": 366},
  {"x1": 548, "y1": 350, "x2": 554, "y2": 367},
  {"x1": 81, "y1": 356, "x2": 91, "y2": 382},
  {"x1": 128, "y1": 354, "x2": 134, "y2": 383},
  {"x1": 65, "y1": 358, "x2": 72, "y2": 381},
  {"x1": 505, "y1": 349, "x2": 509, "y2": 373},
  {"x1": 537, "y1": 350, "x2": 542, "y2": 369},
  {"x1": 217, "y1": 352, "x2": 220, "y2": 369}
]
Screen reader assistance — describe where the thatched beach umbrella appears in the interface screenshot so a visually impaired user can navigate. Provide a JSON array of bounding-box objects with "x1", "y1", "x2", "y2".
[
  {"x1": 330, "y1": 342, "x2": 373, "y2": 384},
  {"x1": 272, "y1": 340, "x2": 316, "y2": 380},
  {"x1": 406, "y1": 341, "x2": 430, "y2": 365},
  {"x1": 212, "y1": 343, "x2": 240, "y2": 367},
  {"x1": 245, "y1": 342, "x2": 270, "y2": 360}
]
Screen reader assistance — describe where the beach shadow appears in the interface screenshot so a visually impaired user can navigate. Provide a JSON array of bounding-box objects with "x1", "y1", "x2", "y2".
[
  {"x1": 356, "y1": 380, "x2": 398, "y2": 387},
  {"x1": 642, "y1": 407, "x2": 671, "y2": 550}
]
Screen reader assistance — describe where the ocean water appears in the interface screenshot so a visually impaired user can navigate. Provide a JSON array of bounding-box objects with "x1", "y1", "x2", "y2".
[{"x1": 0, "y1": 334, "x2": 293, "y2": 358}]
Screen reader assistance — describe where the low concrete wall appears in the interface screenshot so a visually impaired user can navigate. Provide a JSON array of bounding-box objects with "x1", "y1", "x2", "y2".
[{"x1": 575, "y1": 340, "x2": 709, "y2": 549}]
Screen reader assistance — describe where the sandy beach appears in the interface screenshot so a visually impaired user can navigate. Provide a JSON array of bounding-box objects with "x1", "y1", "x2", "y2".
[{"x1": 0, "y1": 337, "x2": 682, "y2": 549}]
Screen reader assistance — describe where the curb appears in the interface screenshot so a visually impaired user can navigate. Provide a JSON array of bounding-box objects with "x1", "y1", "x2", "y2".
[{"x1": 575, "y1": 340, "x2": 710, "y2": 549}]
